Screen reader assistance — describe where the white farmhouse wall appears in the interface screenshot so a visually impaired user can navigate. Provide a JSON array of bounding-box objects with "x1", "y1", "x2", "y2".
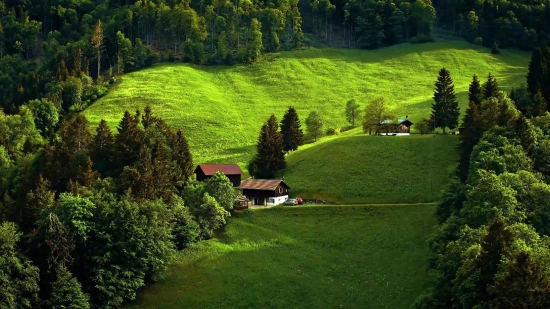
[{"x1": 267, "y1": 195, "x2": 288, "y2": 206}]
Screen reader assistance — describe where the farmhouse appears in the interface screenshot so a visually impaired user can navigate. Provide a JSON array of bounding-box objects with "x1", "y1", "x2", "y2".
[
  {"x1": 194, "y1": 164, "x2": 243, "y2": 187},
  {"x1": 237, "y1": 179, "x2": 290, "y2": 206},
  {"x1": 377, "y1": 116, "x2": 413, "y2": 135}
]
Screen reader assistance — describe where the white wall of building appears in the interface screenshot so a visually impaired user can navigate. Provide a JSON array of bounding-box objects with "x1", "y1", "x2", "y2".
[{"x1": 267, "y1": 195, "x2": 288, "y2": 206}]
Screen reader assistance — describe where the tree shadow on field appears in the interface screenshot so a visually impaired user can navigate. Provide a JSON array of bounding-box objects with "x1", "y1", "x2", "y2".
[
  {"x1": 201, "y1": 145, "x2": 255, "y2": 166},
  {"x1": 275, "y1": 41, "x2": 529, "y2": 66}
]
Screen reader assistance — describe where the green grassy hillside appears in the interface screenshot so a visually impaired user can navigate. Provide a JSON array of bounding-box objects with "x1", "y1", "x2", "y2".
[
  {"x1": 124, "y1": 204, "x2": 437, "y2": 309},
  {"x1": 283, "y1": 132, "x2": 458, "y2": 204},
  {"x1": 84, "y1": 41, "x2": 529, "y2": 170}
]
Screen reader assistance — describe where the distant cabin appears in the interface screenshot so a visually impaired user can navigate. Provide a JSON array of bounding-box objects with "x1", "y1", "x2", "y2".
[
  {"x1": 236, "y1": 179, "x2": 290, "y2": 206},
  {"x1": 377, "y1": 116, "x2": 413, "y2": 135},
  {"x1": 194, "y1": 164, "x2": 243, "y2": 187}
]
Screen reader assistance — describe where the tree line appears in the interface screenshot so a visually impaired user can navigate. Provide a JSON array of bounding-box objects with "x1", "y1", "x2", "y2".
[
  {"x1": 414, "y1": 46, "x2": 550, "y2": 308},
  {"x1": 0, "y1": 106, "x2": 237, "y2": 308}
]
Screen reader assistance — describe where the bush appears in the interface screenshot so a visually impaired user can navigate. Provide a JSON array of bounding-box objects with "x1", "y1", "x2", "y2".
[
  {"x1": 144, "y1": 54, "x2": 157, "y2": 67},
  {"x1": 410, "y1": 34, "x2": 435, "y2": 44},
  {"x1": 474, "y1": 37, "x2": 483, "y2": 45},
  {"x1": 167, "y1": 50, "x2": 175, "y2": 62},
  {"x1": 492, "y1": 42, "x2": 500, "y2": 54}
]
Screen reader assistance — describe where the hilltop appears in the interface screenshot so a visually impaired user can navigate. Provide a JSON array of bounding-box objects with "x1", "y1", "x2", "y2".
[{"x1": 84, "y1": 41, "x2": 529, "y2": 171}]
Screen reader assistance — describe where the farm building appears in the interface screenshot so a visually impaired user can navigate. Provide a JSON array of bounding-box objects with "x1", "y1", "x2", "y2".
[
  {"x1": 236, "y1": 179, "x2": 290, "y2": 206},
  {"x1": 377, "y1": 117, "x2": 413, "y2": 135},
  {"x1": 194, "y1": 164, "x2": 243, "y2": 187}
]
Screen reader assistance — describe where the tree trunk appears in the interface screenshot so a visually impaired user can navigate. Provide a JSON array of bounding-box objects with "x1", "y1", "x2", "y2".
[{"x1": 97, "y1": 49, "x2": 101, "y2": 81}]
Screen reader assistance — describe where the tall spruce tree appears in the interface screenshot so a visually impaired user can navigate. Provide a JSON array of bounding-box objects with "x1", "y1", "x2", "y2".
[
  {"x1": 532, "y1": 90, "x2": 548, "y2": 117},
  {"x1": 280, "y1": 106, "x2": 304, "y2": 152},
  {"x1": 114, "y1": 110, "x2": 143, "y2": 172},
  {"x1": 468, "y1": 74, "x2": 483, "y2": 107},
  {"x1": 90, "y1": 119, "x2": 115, "y2": 176},
  {"x1": 527, "y1": 48, "x2": 544, "y2": 97},
  {"x1": 516, "y1": 114, "x2": 536, "y2": 156},
  {"x1": 483, "y1": 73, "x2": 500, "y2": 100},
  {"x1": 172, "y1": 129, "x2": 194, "y2": 186},
  {"x1": 457, "y1": 101, "x2": 482, "y2": 183},
  {"x1": 248, "y1": 115, "x2": 286, "y2": 178},
  {"x1": 430, "y1": 68, "x2": 460, "y2": 133}
]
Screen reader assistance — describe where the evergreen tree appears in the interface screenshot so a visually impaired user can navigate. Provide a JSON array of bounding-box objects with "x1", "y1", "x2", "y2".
[
  {"x1": 280, "y1": 106, "x2": 304, "y2": 152},
  {"x1": 483, "y1": 73, "x2": 500, "y2": 100},
  {"x1": 516, "y1": 114, "x2": 536, "y2": 156},
  {"x1": 457, "y1": 101, "x2": 482, "y2": 183},
  {"x1": 532, "y1": 90, "x2": 548, "y2": 117},
  {"x1": 493, "y1": 251, "x2": 550, "y2": 308},
  {"x1": 21, "y1": 175, "x2": 55, "y2": 233},
  {"x1": 46, "y1": 266, "x2": 90, "y2": 309},
  {"x1": 171, "y1": 129, "x2": 194, "y2": 187},
  {"x1": 248, "y1": 115, "x2": 286, "y2": 178},
  {"x1": 90, "y1": 119, "x2": 115, "y2": 176},
  {"x1": 430, "y1": 68, "x2": 460, "y2": 133},
  {"x1": 114, "y1": 110, "x2": 144, "y2": 172},
  {"x1": 527, "y1": 48, "x2": 544, "y2": 97},
  {"x1": 468, "y1": 74, "x2": 483, "y2": 107}
]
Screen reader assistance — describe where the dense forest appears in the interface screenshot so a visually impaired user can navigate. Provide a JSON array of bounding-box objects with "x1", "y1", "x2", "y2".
[
  {"x1": 415, "y1": 46, "x2": 550, "y2": 308},
  {"x1": 1, "y1": 0, "x2": 549, "y2": 115},
  {"x1": 1, "y1": 105, "x2": 237, "y2": 308}
]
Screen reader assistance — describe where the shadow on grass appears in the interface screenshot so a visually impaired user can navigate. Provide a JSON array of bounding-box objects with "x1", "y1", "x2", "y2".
[{"x1": 125, "y1": 205, "x2": 436, "y2": 309}]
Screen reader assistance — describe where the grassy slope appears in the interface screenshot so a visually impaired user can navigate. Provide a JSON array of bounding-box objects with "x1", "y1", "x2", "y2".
[
  {"x1": 283, "y1": 132, "x2": 458, "y2": 204},
  {"x1": 125, "y1": 204, "x2": 437, "y2": 309},
  {"x1": 84, "y1": 41, "x2": 529, "y2": 170}
]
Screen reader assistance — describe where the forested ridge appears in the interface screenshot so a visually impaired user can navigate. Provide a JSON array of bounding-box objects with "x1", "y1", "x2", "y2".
[
  {"x1": 415, "y1": 46, "x2": 550, "y2": 308},
  {"x1": 1, "y1": 0, "x2": 549, "y2": 115}
]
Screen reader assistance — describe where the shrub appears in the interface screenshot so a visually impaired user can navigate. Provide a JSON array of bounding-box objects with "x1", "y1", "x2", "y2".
[
  {"x1": 491, "y1": 42, "x2": 500, "y2": 54},
  {"x1": 474, "y1": 37, "x2": 483, "y2": 45}
]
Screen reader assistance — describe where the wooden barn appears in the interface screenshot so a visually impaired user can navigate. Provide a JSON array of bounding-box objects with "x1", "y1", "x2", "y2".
[
  {"x1": 377, "y1": 116, "x2": 413, "y2": 135},
  {"x1": 194, "y1": 164, "x2": 243, "y2": 187},
  {"x1": 237, "y1": 179, "x2": 290, "y2": 206}
]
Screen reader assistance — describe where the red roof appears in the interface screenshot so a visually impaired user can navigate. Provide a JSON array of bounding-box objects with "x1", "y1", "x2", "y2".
[
  {"x1": 237, "y1": 179, "x2": 290, "y2": 191},
  {"x1": 195, "y1": 164, "x2": 243, "y2": 176}
]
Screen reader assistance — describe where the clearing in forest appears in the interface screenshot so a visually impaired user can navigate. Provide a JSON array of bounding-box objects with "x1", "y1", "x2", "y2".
[{"x1": 84, "y1": 41, "x2": 528, "y2": 170}]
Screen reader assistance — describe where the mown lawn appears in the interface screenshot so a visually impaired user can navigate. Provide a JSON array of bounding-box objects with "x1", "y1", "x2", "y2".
[
  {"x1": 125, "y1": 204, "x2": 437, "y2": 309},
  {"x1": 83, "y1": 41, "x2": 529, "y2": 170},
  {"x1": 283, "y1": 133, "x2": 459, "y2": 204}
]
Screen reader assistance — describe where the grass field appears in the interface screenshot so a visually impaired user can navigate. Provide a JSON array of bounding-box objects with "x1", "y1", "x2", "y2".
[
  {"x1": 84, "y1": 41, "x2": 529, "y2": 170},
  {"x1": 124, "y1": 204, "x2": 437, "y2": 309},
  {"x1": 283, "y1": 132, "x2": 458, "y2": 204}
]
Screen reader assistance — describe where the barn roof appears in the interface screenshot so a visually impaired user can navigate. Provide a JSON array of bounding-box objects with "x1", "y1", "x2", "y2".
[
  {"x1": 237, "y1": 179, "x2": 290, "y2": 191},
  {"x1": 195, "y1": 164, "x2": 244, "y2": 176}
]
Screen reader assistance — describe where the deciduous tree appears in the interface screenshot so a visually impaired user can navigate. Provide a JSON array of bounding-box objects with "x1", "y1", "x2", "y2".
[
  {"x1": 345, "y1": 99, "x2": 361, "y2": 126},
  {"x1": 305, "y1": 111, "x2": 323, "y2": 141},
  {"x1": 362, "y1": 97, "x2": 393, "y2": 134}
]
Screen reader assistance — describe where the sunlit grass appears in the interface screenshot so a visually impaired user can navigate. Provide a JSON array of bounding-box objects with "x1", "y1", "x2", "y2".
[
  {"x1": 125, "y1": 204, "x2": 437, "y2": 309},
  {"x1": 83, "y1": 41, "x2": 529, "y2": 171},
  {"x1": 283, "y1": 131, "x2": 458, "y2": 204}
]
